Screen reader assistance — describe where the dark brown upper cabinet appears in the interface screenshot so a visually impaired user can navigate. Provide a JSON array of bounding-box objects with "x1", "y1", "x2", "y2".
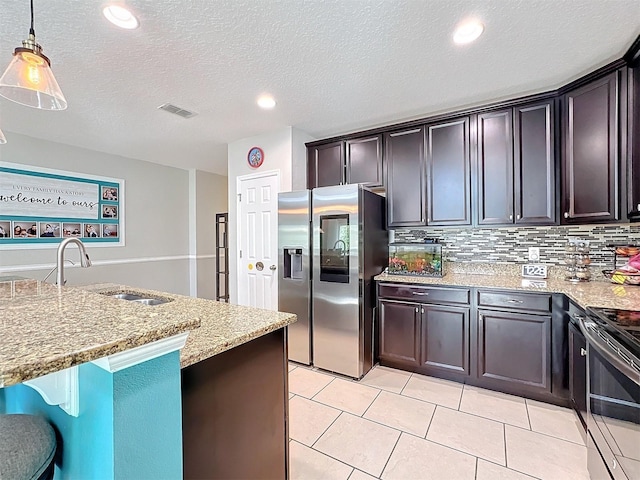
[
  {"x1": 345, "y1": 135, "x2": 383, "y2": 186},
  {"x1": 514, "y1": 101, "x2": 556, "y2": 224},
  {"x1": 426, "y1": 117, "x2": 472, "y2": 226},
  {"x1": 307, "y1": 141, "x2": 344, "y2": 189},
  {"x1": 628, "y1": 66, "x2": 640, "y2": 220},
  {"x1": 562, "y1": 71, "x2": 621, "y2": 223},
  {"x1": 477, "y1": 109, "x2": 515, "y2": 225},
  {"x1": 385, "y1": 127, "x2": 426, "y2": 227},
  {"x1": 477, "y1": 100, "x2": 556, "y2": 226}
]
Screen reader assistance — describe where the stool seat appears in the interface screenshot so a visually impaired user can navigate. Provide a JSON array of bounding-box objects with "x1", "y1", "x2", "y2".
[{"x1": 0, "y1": 414, "x2": 56, "y2": 480}]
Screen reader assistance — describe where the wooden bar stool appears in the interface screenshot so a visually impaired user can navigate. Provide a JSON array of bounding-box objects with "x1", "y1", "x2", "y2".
[{"x1": 0, "y1": 414, "x2": 56, "y2": 480}]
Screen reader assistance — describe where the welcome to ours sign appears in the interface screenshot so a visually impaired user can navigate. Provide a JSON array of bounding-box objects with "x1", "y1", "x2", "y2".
[{"x1": 0, "y1": 162, "x2": 124, "y2": 248}]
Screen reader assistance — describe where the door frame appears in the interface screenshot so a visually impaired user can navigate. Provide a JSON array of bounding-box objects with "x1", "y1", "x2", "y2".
[{"x1": 236, "y1": 169, "x2": 280, "y2": 307}]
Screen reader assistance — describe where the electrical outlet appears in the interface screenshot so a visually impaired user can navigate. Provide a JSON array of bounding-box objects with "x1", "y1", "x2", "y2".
[{"x1": 528, "y1": 247, "x2": 540, "y2": 262}]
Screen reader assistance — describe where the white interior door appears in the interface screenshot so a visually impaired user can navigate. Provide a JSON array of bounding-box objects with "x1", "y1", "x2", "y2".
[{"x1": 237, "y1": 171, "x2": 279, "y2": 310}]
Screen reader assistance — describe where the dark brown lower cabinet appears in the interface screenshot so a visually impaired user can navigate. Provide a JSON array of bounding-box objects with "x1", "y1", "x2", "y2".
[
  {"x1": 377, "y1": 283, "x2": 570, "y2": 405},
  {"x1": 377, "y1": 287, "x2": 470, "y2": 381},
  {"x1": 421, "y1": 305, "x2": 470, "y2": 375},
  {"x1": 379, "y1": 300, "x2": 420, "y2": 365},
  {"x1": 181, "y1": 329, "x2": 289, "y2": 479},
  {"x1": 477, "y1": 309, "x2": 552, "y2": 393}
]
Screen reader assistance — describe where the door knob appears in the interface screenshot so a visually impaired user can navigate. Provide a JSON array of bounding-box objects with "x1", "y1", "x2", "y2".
[{"x1": 270, "y1": 265, "x2": 277, "y2": 271}]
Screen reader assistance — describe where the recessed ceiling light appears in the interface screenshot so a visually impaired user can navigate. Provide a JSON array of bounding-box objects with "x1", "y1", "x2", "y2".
[
  {"x1": 453, "y1": 20, "x2": 484, "y2": 45},
  {"x1": 103, "y1": 5, "x2": 139, "y2": 30},
  {"x1": 257, "y1": 95, "x2": 276, "y2": 109}
]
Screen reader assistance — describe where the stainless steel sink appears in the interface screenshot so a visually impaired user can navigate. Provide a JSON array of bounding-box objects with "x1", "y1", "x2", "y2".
[
  {"x1": 101, "y1": 291, "x2": 172, "y2": 306},
  {"x1": 131, "y1": 298, "x2": 168, "y2": 306},
  {"x1": 110, "y1": 293, "x2": 146, "y2": 301}
]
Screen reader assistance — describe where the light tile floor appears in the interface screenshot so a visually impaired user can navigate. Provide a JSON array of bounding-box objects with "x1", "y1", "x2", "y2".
[{"x1": 289, "y1": 364, "x2": 588, "y2": 480}]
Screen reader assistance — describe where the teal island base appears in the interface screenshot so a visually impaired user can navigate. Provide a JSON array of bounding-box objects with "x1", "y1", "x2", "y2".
[{"x1": 2, "y1": 350, "x2": 183, "y2": 480}]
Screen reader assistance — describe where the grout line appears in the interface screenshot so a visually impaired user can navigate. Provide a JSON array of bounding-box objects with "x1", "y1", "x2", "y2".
[
  {"x1": 479, "y1": 458, "x2": 542, "y2": 480},
  {"x1": 503, "y1": 422, "x2": 508, "y2": 470},
  {"x1": 423, "y1": 404, "x2": 437, "y2": 439},
  {"x1": 291, "y1": 439, "x2": 355, "y2": 475},
  {"x1": 398, "y1": 373, "x2": 413, "y2": 396},
  {"x1": 360, "y1": 388, "x2": 383, "y2": 418},
  {"x1": 474, "y1": 456, "x2": 479, "y2": 480},
  {"x1": 507, "y1": 423, "x2": 587, "y2": 447},
  {"x1": 378, "y1": 431, "x2": 403, "y2": 479},
  {"x1": 310, "y1": 411, "x2": 344, "y2": 449},
  {"x1": 309, "y1": 376, "x2": 336, "y2": 400},
  {"x1": 524, "y1": 398, "x2": 533, "y2": 430}
]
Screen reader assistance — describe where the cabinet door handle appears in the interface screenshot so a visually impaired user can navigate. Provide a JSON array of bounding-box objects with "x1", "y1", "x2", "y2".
[
  {"x1": 564, "y1": 212, "x2": 570, "y2": 219},
  {"x1": 516, "y1": 214, "x2": 521, "y2": 220},
  {"x1": 415, "y1": 307, "x2": 419, "y2": 313},
  {"x1": 509, "y1": 214, "x2": 513, "y2": 220},
  {"x1": 506, "y1": 299, "x2": 524, "y2": 304},
  {"x1": 637, "y1": 203, "x2": 640, "y2": 211},
  {"x1": 580, "y1": 348, "x2": 587, "y2": 357},
  {"x1": 421, "y1": 308, "x2": 425, "y2": 314},
  {"x1": 412, "y1": 292, "x2": 429, "y2": 296}
]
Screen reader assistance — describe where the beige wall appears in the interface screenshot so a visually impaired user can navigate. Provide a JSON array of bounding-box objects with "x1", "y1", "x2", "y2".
[
  {"x1": 0, "y1": 133, "x2": 227, "y2": 297},
  {"x1": 191, "y1": 170, "x2": 228, "y2": 299}
]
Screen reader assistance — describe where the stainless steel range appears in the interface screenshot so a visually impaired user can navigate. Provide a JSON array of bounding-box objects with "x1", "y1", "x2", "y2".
[{"x1": 579, "y1": 307, "x2": 640, "y2": 479}]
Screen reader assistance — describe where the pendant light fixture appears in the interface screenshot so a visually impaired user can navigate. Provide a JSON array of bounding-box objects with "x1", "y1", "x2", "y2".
[{"x1": 0, "y1": 0, "x2": 67, "y2": 110}]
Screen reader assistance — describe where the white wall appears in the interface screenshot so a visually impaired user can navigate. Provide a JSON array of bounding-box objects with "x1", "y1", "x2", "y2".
[
  {"x1": 0, "y1": 133, "x2": 227, "y2": 296},
  {"x1": 226, "y1": 126, "x2": 315, "y2": 303}
]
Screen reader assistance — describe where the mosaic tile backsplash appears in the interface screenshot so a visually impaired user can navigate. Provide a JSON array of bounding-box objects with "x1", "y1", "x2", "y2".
[{"x1": 392, "y1": 223, "x2": 640, "y2": 272}]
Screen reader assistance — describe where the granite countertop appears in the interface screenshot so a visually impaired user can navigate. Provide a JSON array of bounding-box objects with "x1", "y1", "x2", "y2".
[
  {"x1": 0, "y1": 279, "x2": 296, "y2": 387},
  {"x1": 58, "y1": 284, "x2": 297, "y2": 369},
  {"x1": 375, "y1": 272, "x2": 640, "y2": 310}
]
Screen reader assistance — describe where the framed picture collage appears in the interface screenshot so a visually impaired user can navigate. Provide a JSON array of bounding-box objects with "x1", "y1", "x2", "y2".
[{"x1": 0, "y1": 162, "x2": 124, "y2": 249}]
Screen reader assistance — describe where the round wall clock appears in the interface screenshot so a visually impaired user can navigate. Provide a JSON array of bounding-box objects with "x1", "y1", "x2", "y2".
[{"x1": 247, "y1": 147, "x2": 264, "y2": 168}]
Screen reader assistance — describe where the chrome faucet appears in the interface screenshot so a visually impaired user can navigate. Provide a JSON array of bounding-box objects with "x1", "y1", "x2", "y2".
[{"x1": 56, "y1": 238, "x2": 92, "y2": 287}]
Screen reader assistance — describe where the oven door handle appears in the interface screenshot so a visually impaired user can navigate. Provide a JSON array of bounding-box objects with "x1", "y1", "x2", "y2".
[{"x1": 576, "y1": 315, "x2": 640, "y2": 387}]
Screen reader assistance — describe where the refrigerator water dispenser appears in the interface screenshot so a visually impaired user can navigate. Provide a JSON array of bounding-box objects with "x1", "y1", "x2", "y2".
[{"x1": 283, "y1": 248, "x2": 304, "y2": 279}]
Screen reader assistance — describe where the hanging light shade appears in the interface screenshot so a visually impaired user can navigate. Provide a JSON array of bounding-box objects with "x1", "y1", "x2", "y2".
[
  {"x1": 0, "y1": 128, "x2": 6, "y2": 144},
  {"x1": 0, "y1": 1, "x2": 67, "y2": 110}
]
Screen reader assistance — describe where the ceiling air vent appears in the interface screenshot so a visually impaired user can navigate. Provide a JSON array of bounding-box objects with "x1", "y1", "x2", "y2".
[{"x1": 157, "y1": 103, "x2": 198, "y2": 119}]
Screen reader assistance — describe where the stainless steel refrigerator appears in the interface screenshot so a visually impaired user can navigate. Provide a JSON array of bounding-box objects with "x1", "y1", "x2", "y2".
[{"x1": 278, "y1": 184, "x2": 387, "y2": 378}]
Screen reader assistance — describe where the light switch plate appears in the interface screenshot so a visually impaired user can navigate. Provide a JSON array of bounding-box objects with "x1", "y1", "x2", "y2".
[{"x1": 528, "y1": 247, "x2": 540, "y2": 262}]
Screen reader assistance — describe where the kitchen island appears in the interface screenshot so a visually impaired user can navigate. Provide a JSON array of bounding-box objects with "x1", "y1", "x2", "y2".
[{"x1": 0, "y1": 278, "x2": 296, "y2": 479}]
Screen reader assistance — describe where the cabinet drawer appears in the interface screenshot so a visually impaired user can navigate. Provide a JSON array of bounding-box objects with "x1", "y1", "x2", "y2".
[
  {"x1": 477, "y1": 290, "x2": 551, "y2": 313},
  {"x1": 378, "y1": 283, "x2": 470, "y2": 305}
]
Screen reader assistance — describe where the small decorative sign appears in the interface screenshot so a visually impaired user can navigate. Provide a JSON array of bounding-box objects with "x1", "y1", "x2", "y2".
[
  {"x1": 247, "y1": 147, "x2": 264, "y2": 168},
  {"x1": 0, "y1": 162, "x2": 124, "y2": 248},
  {"x1": 521, "y1": 264, "x2": 548, "y2": 279}
]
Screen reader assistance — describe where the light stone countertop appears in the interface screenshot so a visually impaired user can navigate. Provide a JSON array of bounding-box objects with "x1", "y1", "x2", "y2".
[
  {"x1": 81, "y1": 284, "x2": 297, "y2": 369},
  {"x1": 375, "y1": 272, "x2": 640, "y2": 310},
  {"x1": 0, "y1": 279, "x2": 296, "y2": 387}
]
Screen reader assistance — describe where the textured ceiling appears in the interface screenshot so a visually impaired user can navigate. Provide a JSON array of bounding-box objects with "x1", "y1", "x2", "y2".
[{"x1": 0, "y1": 0, "x2": 638, "y2": 175}]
